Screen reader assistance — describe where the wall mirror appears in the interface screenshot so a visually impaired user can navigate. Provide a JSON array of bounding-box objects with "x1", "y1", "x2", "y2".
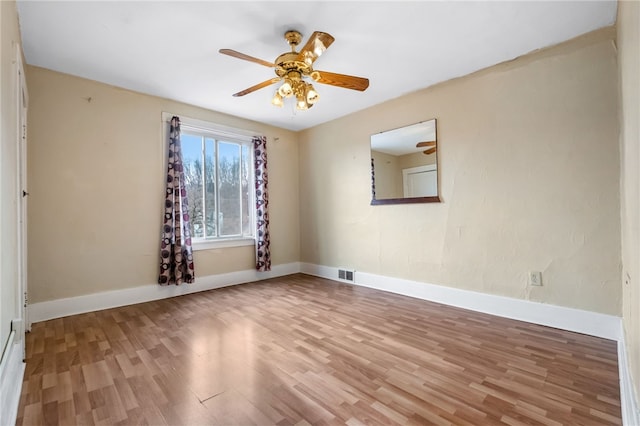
[{"x1": 370, "y1": 119, "x2": 440, "y2": 205}]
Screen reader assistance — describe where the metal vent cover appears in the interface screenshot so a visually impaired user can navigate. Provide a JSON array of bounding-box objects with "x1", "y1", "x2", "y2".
[{"x1": 338, "y1": 268, "x2": 355, "y2": 282}]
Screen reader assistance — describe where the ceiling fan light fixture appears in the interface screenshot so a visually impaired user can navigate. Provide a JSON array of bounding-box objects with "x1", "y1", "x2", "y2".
[
  {"x1": 278, "y1": 79, "x2": 293, "y2": 97},
  {"x1": 271, "y1": 91, "x2": 284, "y2": 107},
  {"x1": 306, "y1": 84, "x2": 319, "y2": 105},
  {"x1": 296, "y1": 93, "x2": 310, "y2": 110}
]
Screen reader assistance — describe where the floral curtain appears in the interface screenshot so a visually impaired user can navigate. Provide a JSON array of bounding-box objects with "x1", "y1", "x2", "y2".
[
  {"x1": 159, "y1": 116, "x2": 195, "y2": 285},
  {"x1": 253, "y1": 136, "x2": 271, "y2": 272},
  {"x1": 371, "y1": 157, "x2": 377, "y2": 200}
]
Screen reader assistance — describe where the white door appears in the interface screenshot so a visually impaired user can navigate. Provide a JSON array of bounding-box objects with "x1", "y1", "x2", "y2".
[
  {"x1": 16, "y1": 44, "x2": 29, "y2": 336},
  {"x1": 403, "y1": 164, "x2": 437, "y2": 197}
]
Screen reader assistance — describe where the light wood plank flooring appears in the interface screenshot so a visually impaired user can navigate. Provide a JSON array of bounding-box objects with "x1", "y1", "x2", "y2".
[{"x1": 16, "y1": 274, "x2": 621, "y2": 425}]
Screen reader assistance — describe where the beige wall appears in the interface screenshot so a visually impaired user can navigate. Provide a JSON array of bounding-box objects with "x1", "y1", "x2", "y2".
[
  {"x1": 299, "y1": 28, "x2": 621, "y2": 315},
  {"x1": 26, "y1": 66, "x2": 300, "y2": 303},
  {"x1": 0, "y1": 0, "x2": 22, "y2": 354},
  {"x1": 618, "y1": 0, "x2": 640, "y2": 408}
]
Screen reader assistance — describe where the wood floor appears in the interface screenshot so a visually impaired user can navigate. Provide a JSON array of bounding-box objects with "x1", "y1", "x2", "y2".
[{"x1": 16, "y1": 274, "x2": 621, "y2": 425}]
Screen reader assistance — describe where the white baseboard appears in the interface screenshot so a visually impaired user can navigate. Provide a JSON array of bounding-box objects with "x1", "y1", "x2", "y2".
[
  {"x1": 300, "y1": 263, "x2": 622, "y2": 341},
  {"x1": 0, "y1": 331, "x2": 25, "y2": 426},
  {"x1": 31, "y1": 261, "x2": 623, "y2": 340},
  {"x1": 619, "y1": 330, "x2": 640, "y2": 425},
  {"x1": 29, "y1": 262, "x2": 301, "y2": 323}
]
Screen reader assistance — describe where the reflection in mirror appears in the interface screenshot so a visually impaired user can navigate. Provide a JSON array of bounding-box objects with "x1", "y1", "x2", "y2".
[{"x1": 370, "y1": 119, "x2": 439, "y2": 205}]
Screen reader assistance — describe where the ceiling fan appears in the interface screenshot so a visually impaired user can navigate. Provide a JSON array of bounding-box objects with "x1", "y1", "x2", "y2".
[
  {"x1": 219, "y1": 30, "x2": 369, "y2": 110},
  {"x1": 416, "y1": 141, "x2": 436, "y2": 155}
]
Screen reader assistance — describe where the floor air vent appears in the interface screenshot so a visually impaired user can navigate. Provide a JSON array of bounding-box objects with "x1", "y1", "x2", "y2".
[{"x1": 338, "y1": 268, "x2": 355, "y2": 282}]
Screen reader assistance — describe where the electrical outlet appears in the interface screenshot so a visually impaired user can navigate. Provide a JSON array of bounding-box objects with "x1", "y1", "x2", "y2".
[{"x1": 528, "y1": 271, "x2": 542, "y2": 286}]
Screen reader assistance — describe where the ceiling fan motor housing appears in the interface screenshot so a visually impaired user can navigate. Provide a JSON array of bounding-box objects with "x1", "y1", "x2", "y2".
[{"x1": 274, "y1": 52, "x2": 312, "y2": 77}]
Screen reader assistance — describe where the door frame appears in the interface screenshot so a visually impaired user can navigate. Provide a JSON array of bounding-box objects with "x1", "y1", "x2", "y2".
[
  {"x1": 402, "y1": 163, "x2": 437, "y2": 198},
  {"x1": 15, "y1": 42, "x2": 29, "y2": 336}
]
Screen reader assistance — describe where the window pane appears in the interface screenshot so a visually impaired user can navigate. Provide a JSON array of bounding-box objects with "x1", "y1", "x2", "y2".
[
  {"x1": 241, "y1": 145, "x2": 252, "y2": 237},
  {"x1": 180, "y1": 133, "x2": 204, "y2": 238},
  {"x1": 174, "y1": 123, "x2": 256, "y2": 243},
  {"x1": 204, "y1": 138, "x2": 217, "y2": 238},
  {"x1": 218, "y1": 141, "x2": 241, "y2": 236}
]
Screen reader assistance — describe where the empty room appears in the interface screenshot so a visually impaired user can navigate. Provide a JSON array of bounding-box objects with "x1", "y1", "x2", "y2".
[{"x1": 1, "y1": 1, "x2": 639, "y2": 425}]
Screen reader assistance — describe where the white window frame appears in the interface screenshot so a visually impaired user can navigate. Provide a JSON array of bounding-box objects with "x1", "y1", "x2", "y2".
[{"x1": 161, "y1": 112, "x2": 257, "y2": 251}]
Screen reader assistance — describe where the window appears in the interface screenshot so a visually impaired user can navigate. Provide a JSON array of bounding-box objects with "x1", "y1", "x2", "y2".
[{"x1": 173, "y1": 116, "x2": 255, "y2": 249}]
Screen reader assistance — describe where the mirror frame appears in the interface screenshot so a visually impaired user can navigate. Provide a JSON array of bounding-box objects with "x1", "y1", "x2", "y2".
[{"x1": 370, "y1": 119, "x2": 440, "y2": 205}]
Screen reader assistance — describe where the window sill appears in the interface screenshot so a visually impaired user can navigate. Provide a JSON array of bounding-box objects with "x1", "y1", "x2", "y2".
[{"x1": 192, "y1": 238, "x2": 255, "y2": 251}]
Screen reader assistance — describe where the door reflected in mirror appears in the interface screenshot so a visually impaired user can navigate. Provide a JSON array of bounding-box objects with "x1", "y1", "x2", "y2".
[{"x1": 370, "y1": 119, "x2": 440, "y2": 205}]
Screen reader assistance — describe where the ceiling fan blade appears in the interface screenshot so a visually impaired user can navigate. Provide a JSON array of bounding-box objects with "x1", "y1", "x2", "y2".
[
  {"x1": 312, "y1": 70, "x2": 369, "y2": 91},
  {"x1": 232, "y1": 78, "x2": 281, "y2": 97},
  {"x1": 423, "y1": 147, "x2": 437, "y2": 155},
  {"x1": 416, "y1": 141, "x2": 436, "y2": 148},
  {"x1": 297, "y1": 31, "x2": 335, "y2": 64},
  {"x1": 219, "y1": 49, "x2": 275, "y2": 68}
]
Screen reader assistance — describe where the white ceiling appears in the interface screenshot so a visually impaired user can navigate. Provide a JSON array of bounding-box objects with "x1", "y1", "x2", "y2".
[{"x1": 16, "y1": 1, "x2": 617, "y2": 131}]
